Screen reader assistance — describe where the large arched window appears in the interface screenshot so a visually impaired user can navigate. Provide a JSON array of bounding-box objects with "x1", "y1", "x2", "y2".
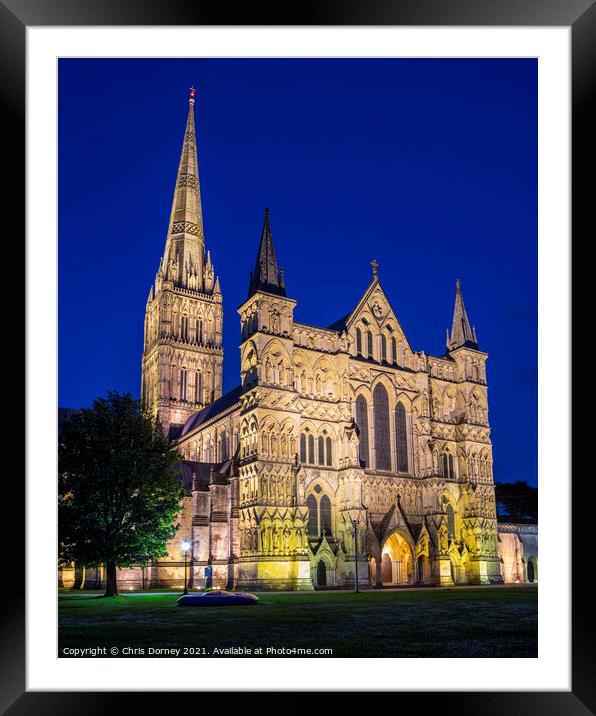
[
  {"x1": 356, "y1": 328, "x2": 362, "y2": 356},
  {"x1": 307, "y1": 494, "x2": 318, "y2": 536},
  {"x1": 355, "y1": 395, "x2": 369, "y2": 468},
  {"x1": 373, "y1": 384, "x2": 391, "y2": 470},
  {"x1": 320, "y1": 495, "x2": 332, "y2": 536},
  {"x1": 367, "y1": 331, "x2": 374, "y2": 359},
  {"x1": 395, "y1": 402, "x2": 408, "y2": 472}
]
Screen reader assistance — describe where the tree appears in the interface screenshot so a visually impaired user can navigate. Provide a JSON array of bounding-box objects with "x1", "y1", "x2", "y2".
[
  {"x1": 59, "y1": 392, "x2": 185, "y2": 597},
  {"x1": 495, "y1": 480, "x2": 538, "y2": 524}
]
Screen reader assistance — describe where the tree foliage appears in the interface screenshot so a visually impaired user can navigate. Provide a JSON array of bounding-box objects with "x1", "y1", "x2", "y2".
[
  {"x1": 59, "y1": 392, "x2": 184, "y2": 595},
  {"x1": 495, "y1": 480, "x2": 538, "y2": 524}
]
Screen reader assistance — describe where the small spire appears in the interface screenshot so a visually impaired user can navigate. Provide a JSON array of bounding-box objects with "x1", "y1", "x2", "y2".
[
  {"x1": 248, "y1": 209, "x2": 286, "y2": 298},
  {"x1": 371, "y1": 259, "x2": 379, "y2": 277},
  {"x1": 446, "y1": 279, "x2": 478, "y2": 350}
]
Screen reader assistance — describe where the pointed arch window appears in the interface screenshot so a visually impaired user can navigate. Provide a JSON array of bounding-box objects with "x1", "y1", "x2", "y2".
[
  {"x1": 373, "y1": 383, "x2": 391, "y2": 471},
  {"x1": 355, "y1": 395, "x2": 369, "y2": 468},
  {"x1": 381, "y1": 334, "x2": 387, "y2": 362},
  {"x1": 395, "y1": 402, "x2": 408, "y2": 472},
  {"x1": 367, "y1": 331, "x2": 374, "y2": 359},
  {"x1": 195, "y1": 372, "x2": 202, "y2": 403},
  {"x1": 325, "y1": 436, "x2": 332, "y2": 466},
  {"x1": 318, "y1": 436, "x2": 325, "y2": 465},
  {"x1": 307, "y1": 495, "x2": 318, "y2": 537},
  {"x1": 308, "y1": 433, "x2": 315, "y2": 464},
  {"x1": 179, "y1": 369, "x2": 187, "y2": 401},
  {"x1": 446, "y1": 504, "x2": 455, "y2": 539},
  {"x1": 181, "y1": 316, "x2": 189, "y2": 341},
  {"x1": 195, "y1": 319, "x2": 203, "y2": 344},
  {"x1": 441, "y1": 451, "x2": 455, "y2": 479},
  {"x1": 356, "y1": 328, "x2": 362, "y2": 356},
  {"x1": 391, "y1": 337, "x2": 397, "y2": 364},
  {"x1": 320, "y1": 495, "x2": 332, "y2": 537},
  {"x1": 300, "y1": 433, "x2": 307, "y2": 463}
]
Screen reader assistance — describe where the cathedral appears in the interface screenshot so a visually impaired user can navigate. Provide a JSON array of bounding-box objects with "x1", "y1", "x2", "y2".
[
  {"x1": 61, "y1": 90, "x2": 539, "y2": 592},
  {"x1": 134, "y1": 89, "x2": 513, "y2": 592}
]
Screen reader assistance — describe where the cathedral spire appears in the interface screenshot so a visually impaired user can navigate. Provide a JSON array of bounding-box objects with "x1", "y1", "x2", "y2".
[
  {"x1": 162, "y1": 87, "x2": 206, "y2": 288},
  {"x1": 447, "y1": 279, "x2": 478, "y2": 350},
  {"x1": 248, "y1": 208, "x2": 286, "y2": 298}
]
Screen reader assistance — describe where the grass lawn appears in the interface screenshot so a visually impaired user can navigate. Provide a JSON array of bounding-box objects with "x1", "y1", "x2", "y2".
[{"x1": 58, "y1": 585, "x2": 537, "y2": 658}]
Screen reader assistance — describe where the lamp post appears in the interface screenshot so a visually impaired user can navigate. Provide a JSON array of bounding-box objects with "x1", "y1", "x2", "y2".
[{"x1": 181, "y1": 539, "x2": 191, "y2": 595}]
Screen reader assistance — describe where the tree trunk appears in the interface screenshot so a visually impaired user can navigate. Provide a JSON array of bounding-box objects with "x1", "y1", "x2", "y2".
[{"x1": 104, "y1": 562, "x2": 119, "y2": 597}]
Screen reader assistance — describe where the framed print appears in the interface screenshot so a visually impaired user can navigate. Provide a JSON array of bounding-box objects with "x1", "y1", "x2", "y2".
[{"x1": 5, "y1": 0, "x2": 590, "y2": 709}]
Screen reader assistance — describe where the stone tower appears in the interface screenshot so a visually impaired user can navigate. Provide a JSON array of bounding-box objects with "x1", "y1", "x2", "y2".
[
  {"x1": 236, "y1": 210, "x2": 312, "y2": 590},
  {"x1": 141, "y1": 89, "x2": 223, "y2": 438}
]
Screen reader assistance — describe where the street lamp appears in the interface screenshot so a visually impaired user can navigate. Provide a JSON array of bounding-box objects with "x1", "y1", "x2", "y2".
[{"x1": 181, "y1": 539, "x2": 191, "y2": 595}]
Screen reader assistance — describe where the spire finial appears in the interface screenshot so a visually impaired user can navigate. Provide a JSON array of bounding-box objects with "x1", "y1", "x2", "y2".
[
  {"x1": 456, "y1": 278, "x2": 461, "y2": 289},
  {"x1": 371, "y1": 259, "x2": 379, "y2": 277},
  {"x1": 189, "y1": 86, "x2": 196, "y2": 105}
]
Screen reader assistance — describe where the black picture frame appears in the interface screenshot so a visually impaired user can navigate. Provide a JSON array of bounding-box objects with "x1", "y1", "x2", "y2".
[{"x1": 6, "y1": 0, "x2": 589, "y2": 709}]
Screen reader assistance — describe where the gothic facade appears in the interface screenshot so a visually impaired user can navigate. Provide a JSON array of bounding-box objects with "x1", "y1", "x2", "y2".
[{"x1": 134, "y1": 92, "x2": 514, "y2": 591}]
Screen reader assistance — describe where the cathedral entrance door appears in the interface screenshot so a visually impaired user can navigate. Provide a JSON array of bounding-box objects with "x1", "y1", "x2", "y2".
[
  {"x1": 316, "y1": 560, "x2": 327, "y2": 587},
  {"x1": 527, "y1": 559, "x2": 535, "y2": 583},
  {"x1": 382, "y1": 531, "x2": 414, "y2": 585}
]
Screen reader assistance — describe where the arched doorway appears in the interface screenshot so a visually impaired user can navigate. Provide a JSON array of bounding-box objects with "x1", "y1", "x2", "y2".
[
  {"x1": 381, "y1": 531, "x2": 414, "y2": 585},
  {"x1": 316, "y1": 560, "x2": 327, "y2": 587},
  {"x1": 527, "y1": 558, "x2": 536, "y2": 583}
]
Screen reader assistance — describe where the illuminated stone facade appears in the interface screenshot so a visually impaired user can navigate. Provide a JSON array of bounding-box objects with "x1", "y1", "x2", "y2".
[
  {"x1": 498, "y1": 523, "x2": 538, "y2": 584},
  {"x1": 135, "y1": 94, "x2": 530, "y2": 592}
]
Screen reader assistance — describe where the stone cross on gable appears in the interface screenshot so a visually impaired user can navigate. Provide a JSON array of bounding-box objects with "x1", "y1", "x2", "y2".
[{"x1": 371, "y1": 259, "x2": 379, "y2": 276}]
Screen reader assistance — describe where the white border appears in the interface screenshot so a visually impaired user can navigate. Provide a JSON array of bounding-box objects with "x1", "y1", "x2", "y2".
[{"x1": 27, "y1": 27, "x2": 570, "y2": 691}]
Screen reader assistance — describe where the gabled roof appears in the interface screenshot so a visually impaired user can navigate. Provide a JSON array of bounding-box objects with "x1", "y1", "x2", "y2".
[
  {"x1": 180, "y1": 384, "x2": 242, "y2": 437},
  {"x1": 327, "y1": 276, "x2": 413, "y2": 351}
]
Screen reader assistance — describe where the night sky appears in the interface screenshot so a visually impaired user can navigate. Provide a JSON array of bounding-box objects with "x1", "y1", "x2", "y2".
[{"x1": 58, "y1": 58, "x2": 537, "y2": 486}]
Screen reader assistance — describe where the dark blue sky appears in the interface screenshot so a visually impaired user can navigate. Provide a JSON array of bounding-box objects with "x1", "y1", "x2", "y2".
[{"x1": 58, "y1": 58, "x2": 537, "y2": 486}]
